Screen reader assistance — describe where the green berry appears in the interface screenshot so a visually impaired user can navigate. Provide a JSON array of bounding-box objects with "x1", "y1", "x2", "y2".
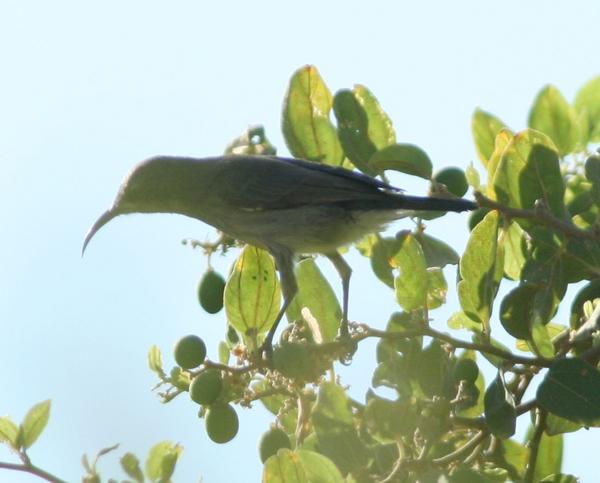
[
  {"x1": 433, "y1": 167, "x2": 469, "y2": 197},
  {"x1": 259, "y1": 427, "x2": 291, "y2": 463},
  {"x1": 174, "y1": 335, "x2": 206, "y2": 369},
  {"x1": 198, "y1": 270, "x2": 226, "y2": 314},
  {"x1": 468, "y1": 208, "x2": 490, "y2": 231},
  {"x1": 190, "y1": 369, "x2": 223, "y2": 405},
  {"x1": 205, "y1": 403, "x2": 239, "y2": 444}
]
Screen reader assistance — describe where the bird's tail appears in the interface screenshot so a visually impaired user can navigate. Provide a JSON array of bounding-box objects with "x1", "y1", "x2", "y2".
[{"x1": 396, "y1": 195, "x2": 477, "y2": 213}]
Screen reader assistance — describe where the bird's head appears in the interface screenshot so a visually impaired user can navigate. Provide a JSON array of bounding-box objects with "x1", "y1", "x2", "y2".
[{"x1": 82, "y1": 156, "x2": 224, "y2": 254}]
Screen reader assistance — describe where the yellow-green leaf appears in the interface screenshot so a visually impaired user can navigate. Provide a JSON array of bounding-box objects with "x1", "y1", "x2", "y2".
[
  {"x1": 458, "y1": 211, "x2": 499, "y2": 327},
  {"x1": 333, "y1": 89, "x2": 378, "y2": 175},
  {"x1": 352, "y1": 84, "x2": 396, "y2": 149},
  {"x1": 282, "y1": 65, "x2": 343, "y2": 166},
  {"x1": 486, "y1": 129, "x2": 513, "y2": 199},
  {"x1": 286, "y1": 258, "x2": 341, "y2": 342},
  {"x1": 492, "y1": 130, "x2": 566, "y2": 225},
  {"x1": 369, "y1": 144, "x2": 433, "y2": 179},
  {"x1": 19, "y1": 400, "x2": 50, "y2": 449},
  {"x1": 528, "y1": 85, "x2": 580, "y2": 155},
  {"x1": 224, "y1": 246, "x2": 281, "y2": 343},
  {"x1": 263, "y1": 449, "x2": 307, "y2": 483},
  {"x1": 472, "y1": 109, "x2": 508, "y2": 166},
  {"x1": 0, "y1": 417, "x2": 19, "y2": 448},
  {"x1": 574, "y1": 75, "x2": 600, "y2": 144},
  {"x1": 392, "y1": 234, "x2": 428, "y2": 310}
]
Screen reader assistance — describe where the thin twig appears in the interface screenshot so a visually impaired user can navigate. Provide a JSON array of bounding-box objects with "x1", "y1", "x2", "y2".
[
  {"x1": 360, "y1": 325, "x2": 552, "y2": 367},
  {"x1": 475, "y1": 192, "x2": 600, "y2": 242},
  {"x1": 523, "y1": 409, "x2": 547, "y2": 483},
  {"x1": 0, "y1": 461, "x2": 67, "y2": 483},
  {"x1": 432, "y1": 430, "x2": 488, "y2": 465}
]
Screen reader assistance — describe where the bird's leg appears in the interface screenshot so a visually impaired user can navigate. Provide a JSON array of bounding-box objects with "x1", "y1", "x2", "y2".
[
  {"x1": 260, "y1": 248, "x2": 297, "y2": 359},
  {"x1": 326, "y1": 252, "x2": 352, "y2": 339}
]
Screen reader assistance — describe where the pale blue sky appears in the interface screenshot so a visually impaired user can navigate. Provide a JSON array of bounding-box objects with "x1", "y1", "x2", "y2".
[{"x1": 1, "y1": 1, "x2": 599, "y2": 481}]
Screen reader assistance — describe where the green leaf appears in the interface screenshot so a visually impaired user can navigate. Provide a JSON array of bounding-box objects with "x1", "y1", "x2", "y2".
[
  {"x1": 525, "y1": 425, "x2": 563, "y2": 482},
  {"x1": 369, "y1": 143, "x2": 433, "y2": 179},
  {"x1": 492, "y1": 131, "x2": 566, "y2": 224},
  {"x1": 148, "y1": 345, "x2": 165, "y2": 377},
  {"x1": 465, "y1": 163, "x2": 481, "y2": 190},
  {"x1": 263, "y1": 448, "x2": 308, "y2": 483},
  {"x1": 485, "y1": 129, "x2": 513, "y2": 199},
  {"x1": 455, "y1": 352, "x2": 485, "y2": 418},
  {"x1": 415, "y1": 232, "x2": 459, "y2": 268},
  {"x1": 144, "y1": 441, "x2": 182, "y2": 483},
  {"x1": 458, "y1": 210, "x2": 499, "y2": 326},
  {"x1": 368, "y1": 236, "x2": 402, "y2": 288},
  {"x1": 392, "y1": 233, "x2": 428, "y2": 310},
  {"x1": 0, "y1": 416, "x2": 19, "y2": 448},
  {"x1": 537, "y1": 358, "x2": 600, "y2": 424},
  {"x1": 311, "y1": 382, "x2": 368, "y2": 474},
  {"x1": 224, "y1": 246, "x2": 281, "y2": 344},
  {"x1": 364, "y1": 396, "x2": 416, "y2": 440},
  {"x1": 416, "y1": 340, "x2": 451, "y2": 398},
  {"x1": 286, "y1": 258, "x2": 341, "y2": 342},
  {"x1": 282, "y1": 65, "x2": 343, "y2": 166},
  {"x1": 574, "y1": 75, "x2": 600, "y2": 143},
  {"x1": 218, "y1": 341, "x2": 230, "y2": 365},
  {"x1": 426, "y1": 268, "x2": 447, "y2": 310},
  {"x1": 484, "y1": 372, "x2": 516, "y2": 439},
  {"x1": 19, "y1": 400, "x2": 50, "y2": 449},
  {"x1": 121, "y1": 452, "x2": 145, "y2": 483},
  {"x1": 501, "y1": 221, "x2": 527, "y2": 281},
  {"x1": 545, "y1": 413, "x2": 581, "y2": 436},
  {"x1": 529, "y1": 320, "x2": 555, "y2": 358},
  {"x1": 472, "y1": 109, "x2": 508, "y2": 166},
  {"x1": 297, "y1": 449, "x2": 345, "y2": 483},
  {"x1": 332, "y1": 89, "x2": 377, "y2": 175},
  {"x1": 522, "y1": 228, "x2": 567, "y2": 324},
  {"x1": 500, "y1": 439, "x2": 529, "y2": 480},
  {"x1": 569, "y1": 279, "x2": 600, "y2": 329},
  {"x1": 447, "y1": 311, "x2": 482, "y2": 333},
  {"x1": 528, "y1": 85, "x2": 580, "y2": 156},
  {"x1": 500, "y1": 283, "x2": 538, "y2": 339},
  {"x1": 352, "y1": 85, "x2": 396, "y2": 149},
  {"x1": 585, "y1": 154, "x2": 600, "y2": 206}
]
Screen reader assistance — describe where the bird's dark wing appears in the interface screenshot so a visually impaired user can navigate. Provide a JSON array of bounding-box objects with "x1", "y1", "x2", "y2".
[{"x1": 213, "y1": 155, "x2": 400, "y2": 210}]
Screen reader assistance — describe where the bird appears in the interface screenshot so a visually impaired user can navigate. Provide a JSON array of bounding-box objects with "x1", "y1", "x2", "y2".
[{"x1": 83, "y1": 155, "x2": 477, "y2": 356}]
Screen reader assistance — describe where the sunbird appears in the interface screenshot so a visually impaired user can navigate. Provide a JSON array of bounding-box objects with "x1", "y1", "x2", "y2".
[{"x1": 83, "y1": 155, "x2": 476, "y2": 354}]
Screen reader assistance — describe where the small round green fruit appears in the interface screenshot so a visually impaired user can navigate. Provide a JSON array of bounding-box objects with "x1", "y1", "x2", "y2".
[
  {"x1": 174, "y1": 335, "x2": 206, "y2": 369},
  {"x1": 190, "y1": 369, "x2": 223, "y2": 405},
  {"x1": 259, "y1": 427, "x2": 292, "y2": 463},
  {"x1": 468, "y1": 208, "x2": 490, "y2": 231},
  {"x1": 205, "y1": 403, "x2": 239, "y2": 444},
  {"x1": 433, "y1": 167, "x2": 469, "y2": 197},
  {"x1": 198, "y1": 270, "x2": 226, "y2": 314}
]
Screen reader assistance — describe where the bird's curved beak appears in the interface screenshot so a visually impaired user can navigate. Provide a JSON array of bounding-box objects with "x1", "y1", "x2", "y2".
[{"x1": 82, "y1": 209, "x2": 117, "y2": 256}]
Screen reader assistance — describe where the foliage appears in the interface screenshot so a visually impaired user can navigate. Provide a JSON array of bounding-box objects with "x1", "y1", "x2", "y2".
[{"x1": 3, "y1": 66, "x2": 600, "y2": 482}]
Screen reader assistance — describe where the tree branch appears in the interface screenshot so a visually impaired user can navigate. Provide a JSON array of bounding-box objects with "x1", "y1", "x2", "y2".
[
  {"x1": 475, "y1": 192, "x2": 600, "y2": 242},
  {"x1": 360, "y1": 325, "x2": 552, "y2": 367},
  {"x1": 0, "y1": 460, "x2": 67, "y2": 483}
]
